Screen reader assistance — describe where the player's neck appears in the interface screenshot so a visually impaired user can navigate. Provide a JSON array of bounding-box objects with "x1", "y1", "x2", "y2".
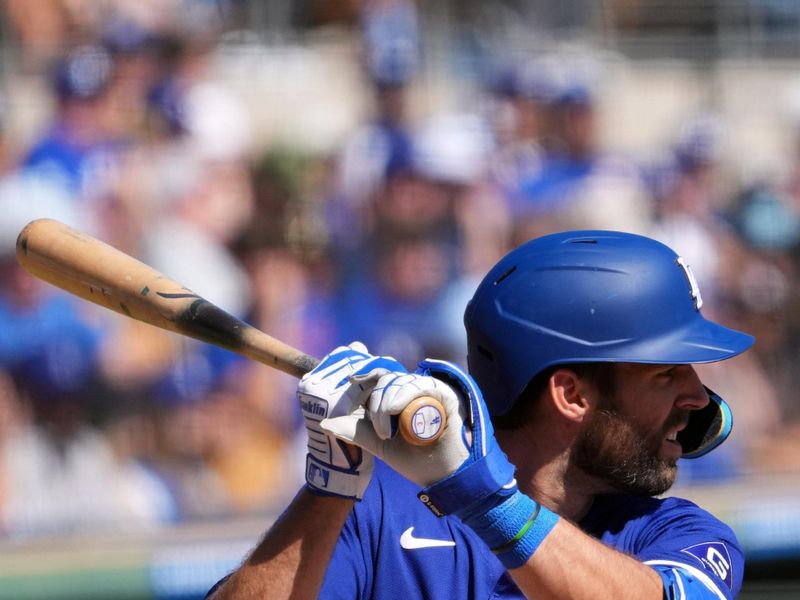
[{"x1": 498, "y1": 428, "x2": 596, "y2": 522}]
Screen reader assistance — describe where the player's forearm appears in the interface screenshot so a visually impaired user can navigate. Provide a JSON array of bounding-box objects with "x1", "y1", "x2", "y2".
[
  {"x1": 509, "y1": 518, "x2": 663, "y2": 600},
  {"x1": 210, "y1": 488, "x2": 353, "y2": 600}
]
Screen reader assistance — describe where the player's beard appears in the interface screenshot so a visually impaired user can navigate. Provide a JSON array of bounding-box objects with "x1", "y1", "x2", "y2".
[{"x1": 572, "y1": 401, "x2": 689, "y2": 497}]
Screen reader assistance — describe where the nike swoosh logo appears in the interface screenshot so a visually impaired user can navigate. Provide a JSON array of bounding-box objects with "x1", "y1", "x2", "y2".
[{"x1": 400, "y1": 527, "x2": 456, "y2": 550}]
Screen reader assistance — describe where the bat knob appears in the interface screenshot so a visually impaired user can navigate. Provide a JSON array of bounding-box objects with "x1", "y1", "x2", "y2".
[{"x1": 398, "y1": 396, "x2": 447, "y2": 446}]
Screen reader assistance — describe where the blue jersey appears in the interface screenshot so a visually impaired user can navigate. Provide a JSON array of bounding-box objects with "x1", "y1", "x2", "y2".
[{"x1": 319, "y1": 461, "x2": 743, "y2": 599}]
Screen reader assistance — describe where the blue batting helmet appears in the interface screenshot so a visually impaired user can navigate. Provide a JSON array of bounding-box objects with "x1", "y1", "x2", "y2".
[{"x1": 464, "y1": 230, "x2": 754, "y2": 457}]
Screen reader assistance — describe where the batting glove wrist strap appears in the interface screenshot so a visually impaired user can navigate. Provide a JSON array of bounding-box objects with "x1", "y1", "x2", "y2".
[
  {"x1": 416, "y1": 443, "x2": 516, "y2": 516},
  {"x1": 304, "y1": 453, "x2": 370, "y2": 500}
]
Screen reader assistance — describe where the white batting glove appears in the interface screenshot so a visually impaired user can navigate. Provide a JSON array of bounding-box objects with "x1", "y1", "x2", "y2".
[
  {"x1": 321, "y1": 369, "x2": 469, "y2": 487},
  {"x1": 298, "y1": 342, "x2": 406, "y2": 500}
]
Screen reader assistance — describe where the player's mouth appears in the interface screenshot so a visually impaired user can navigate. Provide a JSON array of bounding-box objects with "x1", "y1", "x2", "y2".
[{"x1": 663, "y1": 423, "x2": 687, "y2": 456}]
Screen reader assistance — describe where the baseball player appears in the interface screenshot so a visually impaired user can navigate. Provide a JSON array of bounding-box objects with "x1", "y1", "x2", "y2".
[{"x1": 209, "y1": 230, "x2": 754, "y2": 599}]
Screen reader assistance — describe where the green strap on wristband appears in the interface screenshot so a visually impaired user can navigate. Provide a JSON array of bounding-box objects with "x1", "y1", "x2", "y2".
[
  {"x1": 464, "y1": 490, "x2": 560, "y2": 569},
  {"x1": 491, "y1": 502, "x2": 542, "y2": 555}
]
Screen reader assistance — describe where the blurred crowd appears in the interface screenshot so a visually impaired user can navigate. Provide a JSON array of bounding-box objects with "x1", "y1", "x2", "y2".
[{"x1": 0, "y1": 0, "x2": 799, "y2": 539}]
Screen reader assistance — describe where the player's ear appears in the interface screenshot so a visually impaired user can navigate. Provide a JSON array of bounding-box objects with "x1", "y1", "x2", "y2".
[{"x1": 548, "y1": 368, "x2": 590, "y2": 423}]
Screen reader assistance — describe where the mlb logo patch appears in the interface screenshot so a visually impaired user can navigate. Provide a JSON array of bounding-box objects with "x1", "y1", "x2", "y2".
[
  {"x1": 307, "y1": 462, "x2": 330, "y2": 489},
  {"x1": 680, "y1": 542, "x2": 733, "y2": 591}
]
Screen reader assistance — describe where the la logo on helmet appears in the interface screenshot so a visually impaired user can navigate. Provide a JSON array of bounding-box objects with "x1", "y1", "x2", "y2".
[{"x1": 676, "y1": 257, "x2": 703, "y2": 311}]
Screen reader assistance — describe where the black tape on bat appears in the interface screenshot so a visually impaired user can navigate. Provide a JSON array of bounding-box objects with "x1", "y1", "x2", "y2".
[{"x1": 179, "y1": 298, "x2": 248, "y2": 351}]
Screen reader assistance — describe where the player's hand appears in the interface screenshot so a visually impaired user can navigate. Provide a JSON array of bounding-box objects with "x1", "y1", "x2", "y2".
[
  {"x1": 298, "y1": 342, "x2": 406, "y2": 500},
  {"x1": 321, "y1": 358, "x2": 512, "y2": 493},
  {"x1": 323, "y1": 369, "x2": 468, "y2": 486}
]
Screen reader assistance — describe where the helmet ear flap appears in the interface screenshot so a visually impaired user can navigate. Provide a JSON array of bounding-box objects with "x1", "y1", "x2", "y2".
[{"x1": 678, "y1": 387, "x2": 733, "y2": 459}]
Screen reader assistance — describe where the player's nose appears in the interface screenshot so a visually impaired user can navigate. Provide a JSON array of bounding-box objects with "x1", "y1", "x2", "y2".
[{"x1": 673, "y1": 365, "x2": 709, "y2": 411}]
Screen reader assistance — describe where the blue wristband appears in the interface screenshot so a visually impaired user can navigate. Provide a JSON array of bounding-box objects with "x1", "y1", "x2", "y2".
[{"x1": 463, "y1": 490, "x2": 559, "y2": 570}]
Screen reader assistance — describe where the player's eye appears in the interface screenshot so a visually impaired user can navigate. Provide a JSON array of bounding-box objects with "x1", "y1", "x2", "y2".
[{"x1": 658, "y1": 366, "x2": 677, "y2": 379}]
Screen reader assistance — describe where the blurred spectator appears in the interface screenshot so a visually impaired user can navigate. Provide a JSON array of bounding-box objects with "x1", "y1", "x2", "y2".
[
  {"x1": 20, "y1": 44, "x2": 131, "y2": 236},
  {"x1": 334, "y1": 228, "x2": 467, "y2": 367},
  {"x1": 100, "y1": 17, "x2": 163, "y2": 139},
  {"x1": 650, "y1": 113, "x2": 735, "y2": 305},
  {"x1": 484, "y1": 58, "x2": 555, "y2": 198},
  {"x1": 327, "y1": 0, "x2": 421, "y2": 252},
  {"x1": 420, "y1": 110, "x2": 514, "y2": 276},
  {"x1": 511, "y1": 77, "x2": 652, "y2": 241}
]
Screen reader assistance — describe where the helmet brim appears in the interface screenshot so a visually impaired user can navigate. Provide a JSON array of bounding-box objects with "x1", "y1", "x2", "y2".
[{"x1": 614, "y1": 316, "x2": 755, "y2": 366}]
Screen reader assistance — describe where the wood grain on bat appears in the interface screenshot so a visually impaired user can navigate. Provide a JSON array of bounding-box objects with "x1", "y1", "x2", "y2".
[{"x1": 15, "y1": 218, "x2": 314, "y2": 379}]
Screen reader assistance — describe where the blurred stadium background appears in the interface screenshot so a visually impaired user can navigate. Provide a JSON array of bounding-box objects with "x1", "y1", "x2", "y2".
[{"x1": 1, "y1": 0, "x2": 800, "y2": 598}]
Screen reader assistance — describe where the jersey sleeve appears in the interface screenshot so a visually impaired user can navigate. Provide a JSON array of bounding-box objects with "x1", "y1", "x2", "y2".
[
  {"x1": 318, "y1": 505, "x2": 373, "y2": 599},
  {"x1": 635, "y1": 498, "x2": 744, "y2": 599},
  {"x1": 318, "y1": 468, "x2": 388, "y2": 599}
]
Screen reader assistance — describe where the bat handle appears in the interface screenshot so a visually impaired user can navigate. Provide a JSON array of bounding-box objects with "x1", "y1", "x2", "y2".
[{"x1": 398, "y1": 396, "x2": 447, "y2": 446}]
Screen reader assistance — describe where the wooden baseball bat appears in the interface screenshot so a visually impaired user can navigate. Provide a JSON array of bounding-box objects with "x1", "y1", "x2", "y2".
[{"x1": 15, "y1": 218, "x2": 446, "y2": 446}]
